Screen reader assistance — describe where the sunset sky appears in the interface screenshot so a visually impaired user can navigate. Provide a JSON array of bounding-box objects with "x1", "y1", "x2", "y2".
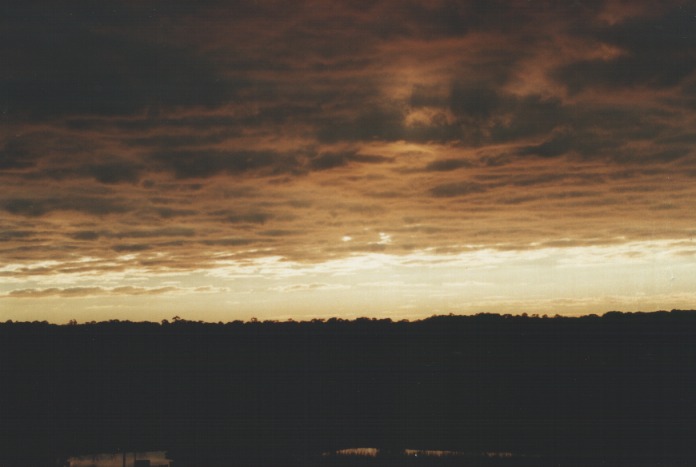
[{"x1": 2, "y1": 0, "x2": 696, "y2": 323}]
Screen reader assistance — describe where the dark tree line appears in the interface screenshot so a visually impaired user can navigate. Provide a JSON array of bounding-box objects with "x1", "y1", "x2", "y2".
[{"x1": 1, "y1": 311, "x2": 696, "y2": 466}]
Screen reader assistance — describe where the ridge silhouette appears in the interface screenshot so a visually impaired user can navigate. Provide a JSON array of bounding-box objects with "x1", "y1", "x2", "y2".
[{"x1": 1, "y1": 311, "x2": 695, "y2": 466}]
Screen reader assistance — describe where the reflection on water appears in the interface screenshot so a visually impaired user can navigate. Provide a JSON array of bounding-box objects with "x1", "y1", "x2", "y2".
[
  {"x1": 323, "y1": 447, "x2": 517, "y2": 459},
  {"x1": 68, "y1": 451, "x2": 171, "y2": 467},
  {"x1": 404, "y1": 448, "x2": 474, "y2": 457},
  {"x1": 326, "y1": 447, "x2": 380, "y2": 457}
]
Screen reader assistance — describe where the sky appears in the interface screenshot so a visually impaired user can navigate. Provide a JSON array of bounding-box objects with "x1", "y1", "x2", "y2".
[{"x1": 2, "y1": 0, "x2": 696, "y2": 323}]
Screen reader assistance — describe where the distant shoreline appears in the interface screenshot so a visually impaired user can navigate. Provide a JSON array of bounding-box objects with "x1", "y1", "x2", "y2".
[{"x1": 6, "y1": 308, "x2": 693, "y2": 326}]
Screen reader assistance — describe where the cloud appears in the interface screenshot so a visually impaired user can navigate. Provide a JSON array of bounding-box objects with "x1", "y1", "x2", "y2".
[
  {"x1": 113, "y1": 227, "x2": 196, "y2": 239},
  {"x1": 31, "y1": 159, "x2": 142, "y2": 184},
  {"x1": 69, "y1": 231, "x2": 102, "y2": 241},
  {"x1": 202, "y1": 238, "x2": 256, "y2": 247},
  {"x1": 553, "y1": 4, "x2": 696, "y2": 92},
  {"x1": 487, "y1": 94, "x2": 567, "y2": 143},
  {"x1": 258, "y1": 229, "x2": 304, "y2": 237},
  {"x1": 316, "y1": 106, "x2": 407, "y2": 143},
  {"x1": 0, "y1": 132, "x2": 93, "y2": 169},
  {"x1": 309, "y1": 151, "x2": 392, "y2": 170},
  {"x1": 150, "y1": 207, "x2": 200, "y2": 219},
  {"x1": 314, "y1": 88, "x2": 570, "y2": 146},
  {"x1": 2, "y1": 197, "x2": 129, "y2": 217},
  {"x1": 0, "y1": 132, "x2": 143, "y2": 184},
  {"x1": 449, "y1": 83, "x2": 502, "y2": 119},
  {"x1": 270, "y1": 283, "x2": 350, "y2": 293},
  {"x1": 517, "y1": 135, "x2": 575, "y2": 158},
  {"x1": 111, "y1": 244, "x2": 152, "y2": 253},
  {"x1": 5, "y1": 286, "x2": 179, "y2": 298},
  {"x1": 125, "y1": 131, "x2": 238, "y2": 149},
  {"x1": 1, "y1": 3, "x2": 239, "y2": 119},
  {"x1": 0, "y1": 137, "x2": 39, "y2": 169},
  {"x1": 150, "y1": 149, "x2": 299, "y2": 179},
  {"x1": 2, "y1": 0, "x2": 696, "y2": 321},
  {"x1": 424, "y1": 158, "x2": 474, "y2": 172},
  {"x1": 555, "y1": 55, "x2": 695, "y2": 93},
  {"x1": 68, "y1": 228, "x2": 196, "y2": 241},
  {"x1": 430, "y1": 181, "x2": 488, "y2": 198},
  {"x1": 0, "y1": 230, "x2": 36, "y2": 242},
  {"x1": 221, "y1": 212, "x2": 273, "y2": 224},
  {"x1": 85, "y1": 161, "x2": 141, "y2": 184}
]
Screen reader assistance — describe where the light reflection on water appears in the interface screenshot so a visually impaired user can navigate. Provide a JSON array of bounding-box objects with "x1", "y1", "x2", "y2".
[
  {"x1": 69, "y1": 447, "x2": 508, "y2": 466},
  {"x1": 328, "y1": 447, "x2": 380, "y2": 457},
  {"x1": 68, "y1": 451, "x2": 171, "y2": 467},
  {"x1": 323, "y1": 447, "x2": 514, "y2": 458}
]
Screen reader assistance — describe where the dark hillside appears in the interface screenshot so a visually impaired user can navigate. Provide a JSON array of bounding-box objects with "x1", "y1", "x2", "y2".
[{"x1": 1, "y1": 311, "x2": 695, "y2": 466}]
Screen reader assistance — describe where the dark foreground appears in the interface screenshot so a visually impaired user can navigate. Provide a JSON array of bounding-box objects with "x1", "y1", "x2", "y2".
[{"x1": 1, "y1": 311, "x2": 695, "y2": 466}]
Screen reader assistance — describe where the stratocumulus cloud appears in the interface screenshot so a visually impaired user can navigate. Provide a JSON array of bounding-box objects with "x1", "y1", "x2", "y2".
[{"x1": 1, "y1": 0, "x2": 696, "y2": 321}]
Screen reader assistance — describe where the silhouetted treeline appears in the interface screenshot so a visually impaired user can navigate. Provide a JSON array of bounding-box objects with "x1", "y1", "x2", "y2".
[{"x1": 1, "y1": 311, "x2": 696, "y2": 466}]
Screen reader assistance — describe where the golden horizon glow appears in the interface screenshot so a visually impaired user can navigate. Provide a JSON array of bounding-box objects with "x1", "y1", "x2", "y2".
[{"x1": 2, "y1": 239, "x2": 694, "y2": 323}]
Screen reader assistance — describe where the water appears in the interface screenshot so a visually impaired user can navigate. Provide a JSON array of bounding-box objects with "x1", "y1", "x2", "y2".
[{"x1": 68, "y1": 451, "x2": 171, "y2": 467}]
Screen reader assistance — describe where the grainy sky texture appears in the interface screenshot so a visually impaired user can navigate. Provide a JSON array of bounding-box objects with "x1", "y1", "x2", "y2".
[{"x1": 2, "y1": 0, "x2": 696, "y2": 323}]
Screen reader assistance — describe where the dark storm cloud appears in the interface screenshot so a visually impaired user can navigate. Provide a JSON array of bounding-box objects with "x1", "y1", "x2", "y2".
[
  {"x1": 85, "y1": 161, "x2": 141, "y2": 184},
  {"x1": 202, "y1": 238, "x2": 257, "y2": 247},
  {"x1": 555, "y1": 53, "x2": 695, "y2": 93},
  {"x1": 70, "y1": 231, "x2": 101, "y2": 241},
  {"x1": 409, "y1": 84, "x2": 449, "y2": 108},
  {"x1": 223, "y1": 212, "x2": 273, "y2": 224},
  {"x1": 554, "y1": 4, "x2": 696, "y2": 92},
  {"x1": 310, "y1": 151, "x2": 392, "y2": 171},
  {"x1": 69, "y1": 227, "x2": 195, "y2": 241},
  {"x1": 489, "y1": 171, "x2": 603, "y2": 188},
  {"x1": 488, "y1": 94, "x2": 567, "y2": 143},
  {"x1": 316, "y1": 89, "x2": 566, "y2": 145},
  {"x1": 348, "y1": 153, "x2": 393, "y2": 164},
  {"x1": 0, "y1": 132, "x2": 143, "y2": 184},
  {"x1": 125, "y1": 132, "x2": 237, "y2": 149},
  {"x1": 66, "y1": 115, "x2": 243, "y2": 132},
  {"x1": 0, "y1": 137, "x2": 39, "y2": 169},
  {"x1": 430, "y1": 181, "x2": 487, "y2": 198},
  {"x1": 449, "y1": 83, "x2": 502, "y2": 119},
  {"x1": 258, "y1": 229, "x2": 303, "y2": 237},
  {"x1": 516, "y1": 127, "x2": 692, "y2": 165},
  {"x1": 311, "y1": 41, "x2": 576, "y2": 147},
  {"x1": 316, "y1": 106, "x2": 406, "y2": 143},
  {"x1": 0, "y1": 230, "x2": 35, "y2": 241},
  {"x1": 613, "y1": 147, "x2": 692, "y2": 165},
  {"x1": 0, "y1": 132, "x2": 93, "y2": 169},
  {"x1": 372, "y1": 0, "x2": 593, "y2": 40},
  {"x1": 112, "y1": 244, "x2": 152, "y2": 253},
  {"x1": 658, "y1": 133, "x2": 696, "y2": 145},
  {"x1": 517, "y1": 135, "x2": 575, "y2": 158},
  {"x1": 150, "y1": 148, "x2": 393, "y2": 179},
  {"x1": 147, "y1": 207, "x2": 199, "y2": 219},
  {"x1": 429, "y1": 169, "x2": 610, "y2": 200},
  {"x1": 513, "y1": 96, "x2": 682, "y2": 161},
  {"x1": 310, "y1": 152, "x2": 352, "y2": 171},
  {"x1": 30, "y1": 159, "x2": 142, "y2": 184},
  {"x1": 424, "y1": 158, "x2": 474, "y2": 172},
  {"x1": 0, "y1": 2, "x2": 238, "y2": 119},
  {"x1": 150, "y1": 150, "x2": 299, "y2": 179},
  {"x1": 3, "y1": 197, "x2": 128, "y2": 217}
]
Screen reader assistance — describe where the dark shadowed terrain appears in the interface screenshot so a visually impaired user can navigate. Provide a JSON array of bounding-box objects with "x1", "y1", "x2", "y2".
[{"x1": 1, "y1": 311, "x2": 696, "y2": 466}]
